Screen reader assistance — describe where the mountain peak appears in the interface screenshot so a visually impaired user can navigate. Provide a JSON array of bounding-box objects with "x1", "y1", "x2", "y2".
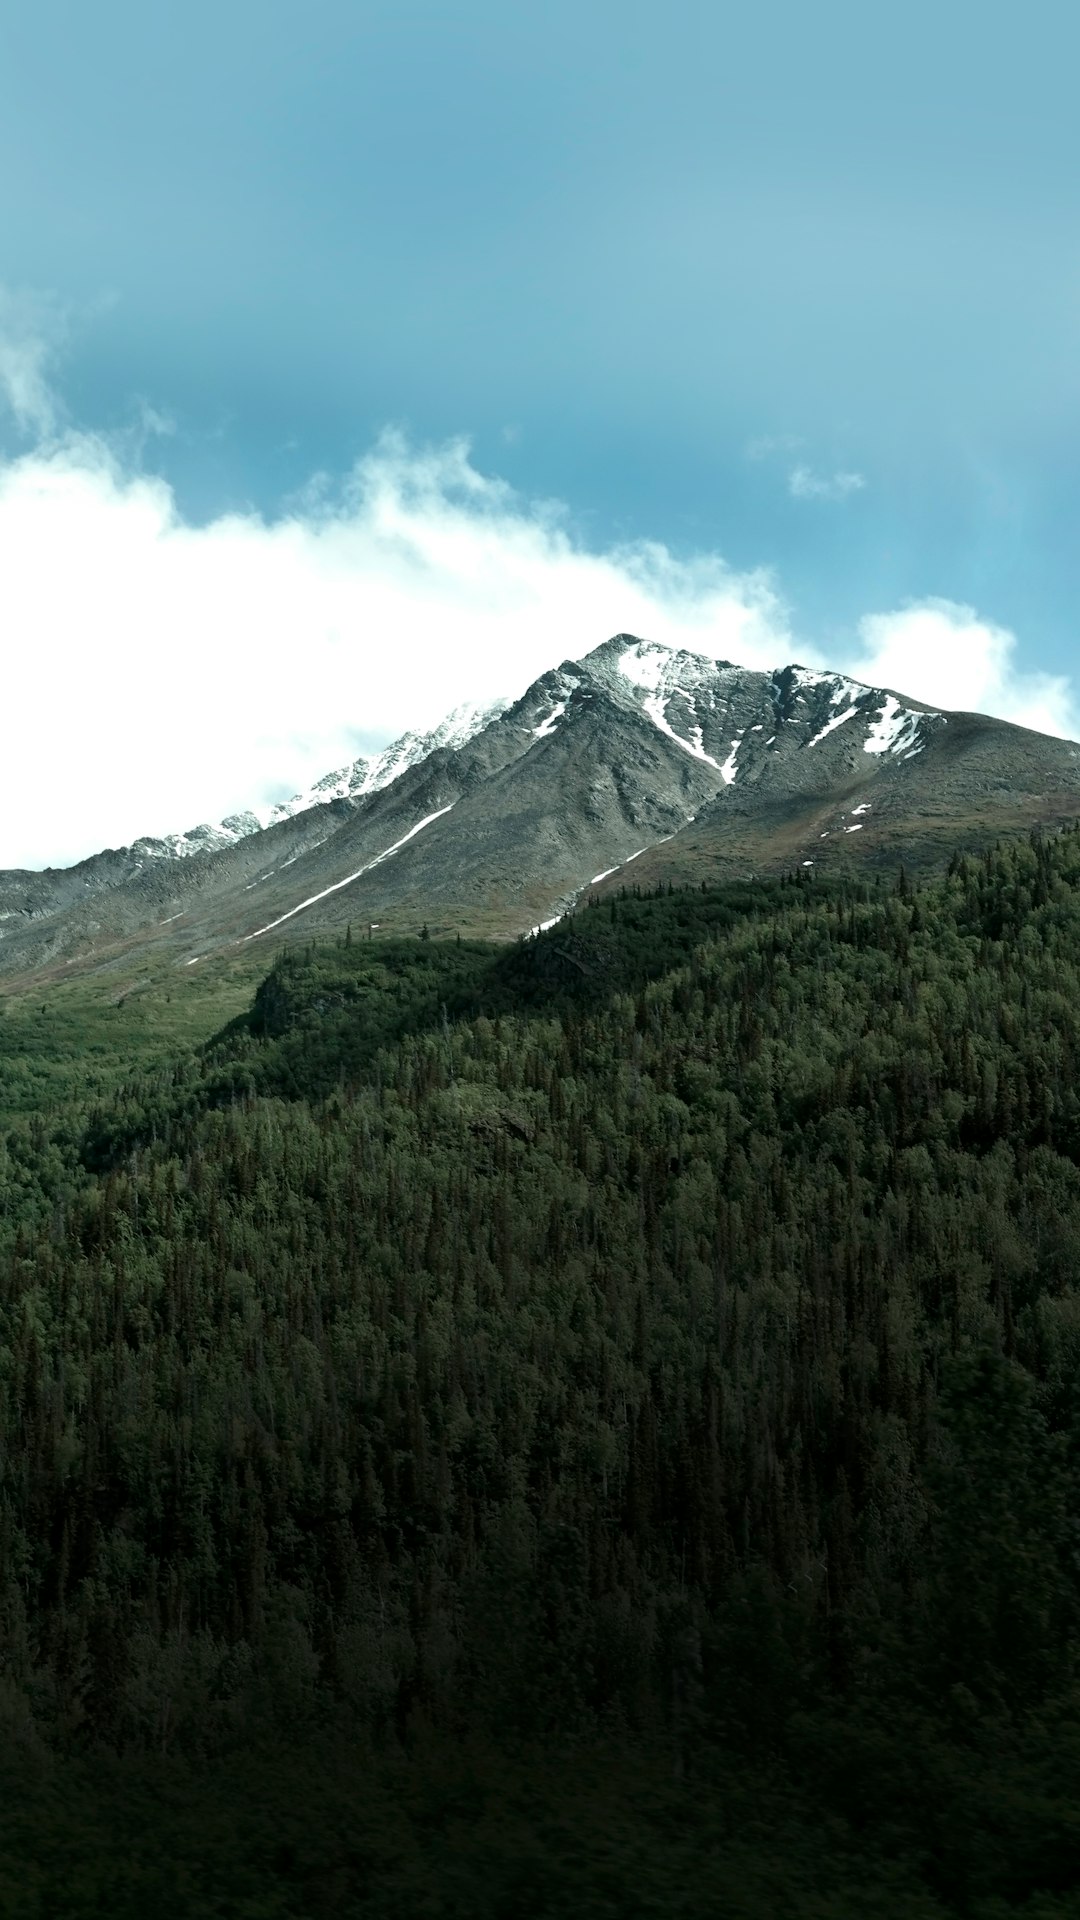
[
  {"x1": 3, "y1": 632, "x2": 1079, "y2": 980},
  {"x1": 583, "y1": 632, "x2": 737, "y2": 690}
]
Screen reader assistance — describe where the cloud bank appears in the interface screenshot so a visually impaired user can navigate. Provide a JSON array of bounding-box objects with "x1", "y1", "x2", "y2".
[
  {"x1": 0, "y1": 338, "x2": 1075, "y2": 868},
  {"x1": 0, "y1": 423, "x2": 792, "y2": 868}
]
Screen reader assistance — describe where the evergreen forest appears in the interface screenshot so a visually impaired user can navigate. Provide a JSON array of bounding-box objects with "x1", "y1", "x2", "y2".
[{"x1": 3, "y1": 831, "x2": 1080, "y2": 1916}]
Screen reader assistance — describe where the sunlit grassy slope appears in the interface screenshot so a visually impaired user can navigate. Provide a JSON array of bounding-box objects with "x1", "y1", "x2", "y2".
[{"x1": 0, "y1": 945, "x2": 274, "y2": 1127}]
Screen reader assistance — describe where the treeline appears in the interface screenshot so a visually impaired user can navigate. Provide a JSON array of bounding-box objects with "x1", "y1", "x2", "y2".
[{"x1": 3, "y1": 835, "x2": 1080, "y2": 1913}]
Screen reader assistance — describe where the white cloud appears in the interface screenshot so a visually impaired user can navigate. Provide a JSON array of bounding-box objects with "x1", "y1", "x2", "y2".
[
  {"x1": 1, "y1": 304, "x2": 1074, "y2": 871},
  {"x1": 843, "y1": 599, "x2": 1079, "y2": 741},
  {"x1": 789, "y1": 464, "x2": 866, "y2": 502},
  {"x1": 0, "y1": 417, "x2": 792, "y2": 869}
]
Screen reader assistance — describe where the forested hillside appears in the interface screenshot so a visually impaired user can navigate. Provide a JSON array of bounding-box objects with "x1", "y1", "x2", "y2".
[{"x1": 3, "y1": 833, "x2": 1080, "y2": 1916}]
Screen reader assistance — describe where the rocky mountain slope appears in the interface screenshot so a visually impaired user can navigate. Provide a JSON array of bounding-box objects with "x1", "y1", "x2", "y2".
[{"x1": 2, "y1": 634, "x2": 1078, "y2": 982}]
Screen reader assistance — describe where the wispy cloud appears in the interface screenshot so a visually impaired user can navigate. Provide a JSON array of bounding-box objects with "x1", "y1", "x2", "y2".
[
  {"x1": 745, "y1": 433, "x2": 803, "y2": 462},
  {"x1": 0, "y1": 287, "x2": 66, "y2": 438},
  {"x1": 788, "y1": 463, "x2": 866, "y2": 502},
  {"x1": 748, "y1": 435, "x2": 867, "y2": 503}
]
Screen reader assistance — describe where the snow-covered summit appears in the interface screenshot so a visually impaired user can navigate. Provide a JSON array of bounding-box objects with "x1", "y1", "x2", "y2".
[{"x1": 587, "y1": 637, "x2": 943, "y2": 775}]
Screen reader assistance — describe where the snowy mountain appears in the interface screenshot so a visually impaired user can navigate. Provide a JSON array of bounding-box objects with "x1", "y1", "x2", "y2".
[{"x1": 2, "y1": 634, "x2": 1078, "y2": 979}]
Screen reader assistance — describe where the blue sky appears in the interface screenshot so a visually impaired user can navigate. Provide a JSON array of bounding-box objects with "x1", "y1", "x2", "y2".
[{"x1": 1, "y1": 0, "x2": 1077, "y2": 865}]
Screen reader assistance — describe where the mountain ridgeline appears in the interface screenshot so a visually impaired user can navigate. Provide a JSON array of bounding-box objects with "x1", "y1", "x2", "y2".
[
  {"x1": 3, "y1": 831, "x2": 1080, "y2": 1914},
  {"x1": 2, "y1": 633, "x2": 1079, "y2": 983}
]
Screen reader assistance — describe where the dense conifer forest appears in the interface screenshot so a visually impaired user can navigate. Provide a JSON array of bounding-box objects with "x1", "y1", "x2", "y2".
[{"x1": 3, "y1": 831, "x2": 1080, "y2": 1914}]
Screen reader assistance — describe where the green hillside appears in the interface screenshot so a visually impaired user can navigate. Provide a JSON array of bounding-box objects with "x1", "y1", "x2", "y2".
[{"x1": 3, "y1": 836, "x2": 1080, "y2": 1915}]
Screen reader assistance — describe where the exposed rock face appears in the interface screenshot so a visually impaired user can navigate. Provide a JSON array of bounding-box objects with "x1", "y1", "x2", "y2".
[{"x1": 2, "y1": 635, "x2": 1079, "y2": 980}]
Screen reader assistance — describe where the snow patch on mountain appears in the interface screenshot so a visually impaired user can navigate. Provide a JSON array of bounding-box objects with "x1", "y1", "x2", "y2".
[
  {"x1": 864, "y1": 695, "x2": 931, "y2": 757},
  {"x1": 789, "y1": 666, "x2": 865, "y2": 705},
  {"x1": 244, "y1": 803, "x2": 457, "y2": 941},
  {"x1": 533, "y1": 701, "x2": 567, "y2": 740},
  {"x1": 642, "y1": 691, "x2": 723, "y2": 769},
  {"x1": 616, "y1": 640, "x2": 685, "y2": 693},
  {"x1": 807, "y1": 703, "x2": 859, "y2": 748},
  {"x1": 719, "y1": 735, "x2": 742, "y2": 784}
]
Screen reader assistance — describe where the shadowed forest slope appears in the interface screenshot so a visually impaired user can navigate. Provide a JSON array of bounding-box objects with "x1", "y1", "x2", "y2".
[{"x1": 3, "y1": 834, "x2": 1080, "y2": 1914}]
